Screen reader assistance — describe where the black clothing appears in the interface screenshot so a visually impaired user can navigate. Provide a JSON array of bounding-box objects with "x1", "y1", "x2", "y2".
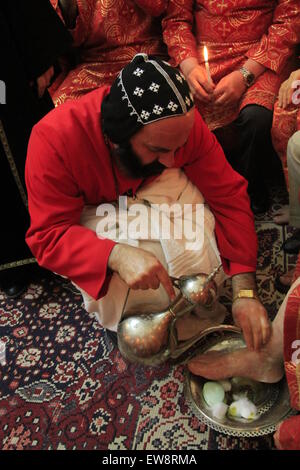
[
  {"x1": 0, "y1": 1, "x2": 72, "y2": 278},
  {"x1": 214, "y1": 104, "x2": 281, "y2": 212}
]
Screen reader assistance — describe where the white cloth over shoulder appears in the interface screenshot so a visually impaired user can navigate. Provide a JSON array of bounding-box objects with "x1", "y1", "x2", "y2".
[{"x1": 78, "y1": 168, "x2": 226, "y2": 331}]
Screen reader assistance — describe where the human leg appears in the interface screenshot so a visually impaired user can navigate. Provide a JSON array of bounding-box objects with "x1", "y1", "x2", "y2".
[
  {"x1": 187, "y1": 276, "x2": 300, "y2": 383},
  {"x1": 280, "y1": 131, "x2": 300, "y2": 254},
  {"x1": 271, "y1": 100, "x2": 299, "y2": 192},
  {"x1": 287, "y1": 130, "x2": 300, "y2": 228},
  {"x1": 235, "y1": 105, "x2": 275, "y2": 210},
  {"x1": 271, "y1": 101, "x2": 299, "y2": 225},
  {"x1": 274, "y1": 263, "x2": 300, "y2": 450}
]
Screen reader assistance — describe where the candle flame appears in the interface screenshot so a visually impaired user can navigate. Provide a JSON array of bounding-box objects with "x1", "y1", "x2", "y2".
[{"x1": 203, "y1": 46, "x2": 209, "y2": 63}]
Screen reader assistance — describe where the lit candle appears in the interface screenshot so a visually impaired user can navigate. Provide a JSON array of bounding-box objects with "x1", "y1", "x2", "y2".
[{"x1": 203, "y1": 46, "x2": 212, "y2": 83}]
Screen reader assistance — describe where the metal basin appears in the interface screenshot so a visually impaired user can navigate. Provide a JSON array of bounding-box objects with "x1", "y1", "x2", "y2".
[{"x1": 184, "y1": 325, "x2": 296, "y2": 437}]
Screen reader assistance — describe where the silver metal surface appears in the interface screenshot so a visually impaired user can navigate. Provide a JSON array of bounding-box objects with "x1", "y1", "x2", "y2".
[
  {"x1": 174, "y1": 265, "x2": 220, "y2": 307},
  {"x1": 184, "y1": 325, "x2": 295, "y2": 437},
  {"x1": 117, "y1": 265, "x2": 222, "y2": 365}
]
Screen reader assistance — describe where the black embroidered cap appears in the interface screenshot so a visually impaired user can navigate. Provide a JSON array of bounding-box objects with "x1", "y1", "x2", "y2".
[{"x1": 101, "y1": 53, "x2": 194, "y2": 144}]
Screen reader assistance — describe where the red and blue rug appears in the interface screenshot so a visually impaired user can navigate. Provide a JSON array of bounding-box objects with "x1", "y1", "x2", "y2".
[{"x1": 0, "y1": 204, "x2": 297, "y2": 450}]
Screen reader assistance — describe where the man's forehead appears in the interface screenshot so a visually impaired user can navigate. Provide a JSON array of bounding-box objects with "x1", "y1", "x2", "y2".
[{"x1": 142, "y1": 110, "x2": 195, "y2": 141}]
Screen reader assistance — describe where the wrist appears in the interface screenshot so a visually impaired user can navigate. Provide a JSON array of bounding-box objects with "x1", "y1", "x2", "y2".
[
  {"x1": 238, "y1": 67, "x2": 255, "y2": 88},
  {"x1": 233, "y1": 289, "x2": 260, "y2": 303},
  {"x1": 242, "y1": 59, "x2": 266, "y2": 79},
  {"x1": 180, "y1": 57, "x2": 199, "y2": 77},
  {"x1": 107, "y1": 243, "x2": 122, "y2": 271},
  {"x1": 232, "y1": 272, "x2": 257, "y2": 298}
]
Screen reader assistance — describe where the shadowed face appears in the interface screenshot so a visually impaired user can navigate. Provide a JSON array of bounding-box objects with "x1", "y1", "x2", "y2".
[{"x1": 113, "y1": 108, "x2": 195, "y2": 179}]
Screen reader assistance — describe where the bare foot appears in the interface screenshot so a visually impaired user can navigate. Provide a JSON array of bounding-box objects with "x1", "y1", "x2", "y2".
[
  {"x1": 273, "y1": 205, "x2": 289, "y2": 225},
  {"x1": 188, "y1": 347, "x2": 284, "y2": 383}
]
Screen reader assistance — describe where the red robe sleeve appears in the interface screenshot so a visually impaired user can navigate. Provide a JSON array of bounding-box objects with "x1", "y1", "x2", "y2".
[
  {"x1": 162, "y1": 0, "x2": 197, "y2": 67},
  {"x1": 50, "y1": 0, "x2": 95, "y2": 47},
  {"x1": 134, "y1": 0, "x2": 168, "y2": 17},
  {"x1": 246, "y1": 0, "x2": 300, "y2": 74},
  {"x1": 277, "y1": 415, "x2": 300, "y2": 450},
  {"x1": 25, "y1": 125, "x2": 116, "y2": 300},
  {"x1": 182, "y1": 111, "x2": 257, "y2": 276}
]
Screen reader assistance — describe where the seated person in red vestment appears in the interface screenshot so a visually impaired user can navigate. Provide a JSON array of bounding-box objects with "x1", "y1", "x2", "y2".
[
  {"x1": 272, "y1": 67, "x2": 300, "y2": 205},
  {"x1": 272, "y1": 70, "x2": 300, "y2": 292},
  {"x1": 49, "y1": 0, "x2": 168, "y2": 105},
  {"x1": 25, "y1": 54, "x2": 270, "y2": 352},
  {"x1": 162, "y1": 0, "x2": 300, "y2": 214},
  {"x1": 272, "y1": 67, "x2": 300, "y2": 224},
  {"x1": 275, "y1": 131, "x2": 300, "y2": 294}
]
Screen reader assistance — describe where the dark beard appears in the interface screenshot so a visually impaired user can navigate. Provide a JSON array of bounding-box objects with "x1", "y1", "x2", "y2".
[{"x1": 112, "y1": 142, "x2": 166, "y2": 179}]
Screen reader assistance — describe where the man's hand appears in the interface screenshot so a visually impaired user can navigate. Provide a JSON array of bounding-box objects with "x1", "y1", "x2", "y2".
[
  {"x1": 232, "y1": 272, "x2": 271, "y2": 351},
  {"x1": 108, "y1": 244, "x2": 176, "y2": 300},
  {"x1": 36, "y1": 66, "x2": 55, "y2": 98},
  {"x1": 278, "y1": 69, "x2": 300, "y2": 109},
  {"x1": 232, "y1": 298, "x2": 271, "y2": 351},
  {"x1": 186, "y1": 65, "x2": 215, "y2": 103},
  {"x1": 213, "y1": 71, "x2": 247, "y2": 107},
  {"x1": 180, "y1": 58, "x2": 215, "y2": 103}
]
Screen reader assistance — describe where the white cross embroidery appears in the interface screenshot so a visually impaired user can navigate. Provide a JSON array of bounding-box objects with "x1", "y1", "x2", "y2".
[
  {"x1": 153, "y1": 105, "x2": 164, "y2": 115},
  {"x1": 149, "y1": 82, "x2": 160, "y2": 93},
  {"x1": 133, "y1": 87, "x2": 144, "y2": 97},
  {"x1": 176, "y1": 74, "x2": 183, "y2": 83},
  {"x1": 168, "y1": 101, "x2": 178, "y2": 112},
  {"x1": 141, "y1": 110, "x2": 150, "y2": 120},
  {"x1": 185, "y1": 96, "x2": 191, "y2": 107},
  {"x1": 133, "y1": 67, "x2": 144, "y2": 77}
]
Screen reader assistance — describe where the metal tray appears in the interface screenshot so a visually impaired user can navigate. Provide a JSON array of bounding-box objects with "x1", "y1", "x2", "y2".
[{"x1": 184, "y1": 325, "x2": 296, "y2": 437}]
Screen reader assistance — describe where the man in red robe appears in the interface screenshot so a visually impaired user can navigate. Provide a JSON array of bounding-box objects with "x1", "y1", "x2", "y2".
[
  {"x1": 49, "y1": 0, "x2": 168, "y2": 105},
  {"x1": 163, "y1": 0, "x2": 300, "y2": 214},
  {"x1": 25, "y1": 54, "x2": 270, "y2": 351}
]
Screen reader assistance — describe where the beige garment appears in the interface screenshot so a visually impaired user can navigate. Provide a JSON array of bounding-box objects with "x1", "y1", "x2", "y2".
[
  {"x1": 78, "y1": 169, "x2": 227, "y2": 331},
  {"x1": 288, "y1": 131, "x2": 300, "y2": 228}
]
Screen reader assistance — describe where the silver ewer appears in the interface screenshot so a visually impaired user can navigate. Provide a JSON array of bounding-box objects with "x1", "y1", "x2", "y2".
[{"x1": 117, "y1": 264, "x2": 222, "y2": 365}]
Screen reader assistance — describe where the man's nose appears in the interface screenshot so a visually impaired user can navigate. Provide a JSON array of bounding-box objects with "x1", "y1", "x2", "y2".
[{"x1": 158, "y1": 152, "x2": 175, "y2": 168}]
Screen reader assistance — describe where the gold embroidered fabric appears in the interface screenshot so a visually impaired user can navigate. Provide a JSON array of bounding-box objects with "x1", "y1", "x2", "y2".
[
  {"x1": 284, "y1": 268, "x2": 300, "y2": 410},
  {"x1": 163, "y1": 0, "x2": 300, "y2": 129},
  {"x1": 50, "y1": 0, "x2": 168, "y2": 105},
  {"x1": 272, "y1": 98, "x2": 300, "y2": 189}
]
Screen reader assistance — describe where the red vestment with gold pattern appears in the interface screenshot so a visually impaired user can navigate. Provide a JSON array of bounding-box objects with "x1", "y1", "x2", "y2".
[
  {"x1": 278, "y1": 255, "x2": 300, "y2": 450},
  {"x1": 50, "y1": 0, "x2": 168, "y2": 105},
  {"x1": 163, "y1": 0, "x2": 300, "y2": 130},
  {"x1": 25, "y1": 87, "x2": 257, "y2": 301}
]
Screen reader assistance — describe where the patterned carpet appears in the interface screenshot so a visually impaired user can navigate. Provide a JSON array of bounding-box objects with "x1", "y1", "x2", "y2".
[{"x1": 0, "y1": 190, "x2": 298, "y2": 450}]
